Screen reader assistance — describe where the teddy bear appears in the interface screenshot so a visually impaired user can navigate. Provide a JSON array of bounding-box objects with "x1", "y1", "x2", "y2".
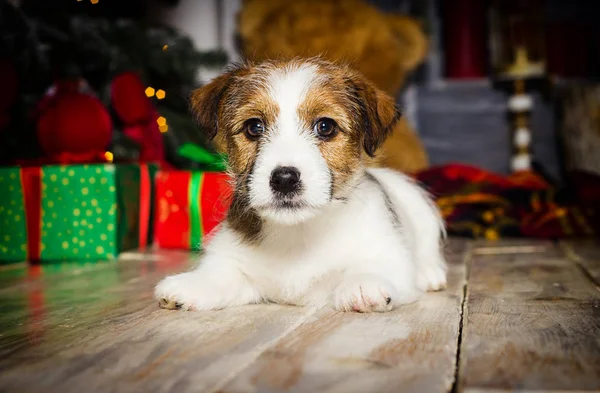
[{"x1": 233, "y1": 0, "x2": 430, "y2": 173}]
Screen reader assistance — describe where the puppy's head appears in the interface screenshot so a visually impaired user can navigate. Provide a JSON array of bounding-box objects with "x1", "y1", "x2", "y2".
[{"x1": 191, "y1": 58, "x2": 400, "y2": 228}]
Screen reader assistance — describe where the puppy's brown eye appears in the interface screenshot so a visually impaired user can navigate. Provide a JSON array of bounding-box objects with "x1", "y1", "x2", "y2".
[
  {"x1": 245, "y1": 119, "x2": 265, "y2": 139},
  {"x1": 314, "y1": 118, "x2": 337, "y2": 139}
]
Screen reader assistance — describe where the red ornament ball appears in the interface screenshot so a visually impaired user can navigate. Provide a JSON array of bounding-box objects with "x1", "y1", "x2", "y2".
[
  {"x1": 111, "y1": 72, "x2": 152, "y2": 124},
  {"x1": 37, "y1": 86, "x2": 112, "y2": 155}
]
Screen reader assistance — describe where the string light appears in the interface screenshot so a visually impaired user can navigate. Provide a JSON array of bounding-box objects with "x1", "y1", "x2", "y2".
[
  {"x1": 145, "y1": 87, "x2": 155, "y2": 97},
  {"x1": 104, "y1": 151, "x2": 114, "y2": 162},
  {"x1": 162, "y1": 45, "x2": 169, "y2": 51},
  {"x1": 90, "y1": 0, "x2": 99, "y2": 4},
  {"x1": 157, "y1": 116, "x2": 168, "y2": 133},
  {"x1": 156, "y1": 89, "x2": 166, "y2": 100}
]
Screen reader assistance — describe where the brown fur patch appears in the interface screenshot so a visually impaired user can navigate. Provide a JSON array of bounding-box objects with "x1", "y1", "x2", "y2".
[
  {"x1": 296, "y1": 61, "x2": 401, "y2": 195},
  {"x1": 226, "y1": 190, "x2": 263, "y2": 243},
  {"x1": 341, "y1": 70, "x2": 401, "y2": 157},
  {"x1": 190, "y1": 62, "x2": 271, "y2": 242},
  {"x1": 297, "y1": 68, "x2": 363, "y2": 195},
  {"x1": 189, "y1": 63, "x2": 251, "y2": 140},
  {"x1": 224, "y1": 92, "x2": 278, "y2": 177}
]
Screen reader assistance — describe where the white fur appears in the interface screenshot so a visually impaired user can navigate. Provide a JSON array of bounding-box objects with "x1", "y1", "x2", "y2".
[
  {"x1": 155, "y1": 167, "x2": 447, "y2": 312},
  {"x1": 155, "y1": 64, "x2": 447, "y2": 313}
]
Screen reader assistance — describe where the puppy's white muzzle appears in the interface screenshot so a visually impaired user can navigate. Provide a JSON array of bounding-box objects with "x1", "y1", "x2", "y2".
[{"x1": 248, "y1": 130, "x2": 332, "y2": 225}]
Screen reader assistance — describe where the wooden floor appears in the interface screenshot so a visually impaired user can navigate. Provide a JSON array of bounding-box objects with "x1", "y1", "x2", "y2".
[{"x1": 0, "y1": 238, "x2": 598, "y2": 393}]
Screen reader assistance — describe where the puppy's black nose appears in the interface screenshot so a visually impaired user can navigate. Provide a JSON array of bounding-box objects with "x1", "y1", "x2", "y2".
[{"x1": 270, "y1": 166, "x2": 301, "y2": 194}]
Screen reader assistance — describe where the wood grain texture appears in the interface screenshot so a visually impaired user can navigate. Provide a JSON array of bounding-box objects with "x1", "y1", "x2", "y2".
[
  {"x1": 220, "y1": 239, "x2": 470, "y2": 393},
  {"x1": 466, "y1": 389, "x2": 595, "y2": 393},
  {"x1": 472, "y1": 238, "x2": 555, "y2": 256},
  {"x1": 0, "y1": 304, "x2": 316, "y2": 393},
  {"x1": 0, "y1": 250, "x2": 317, "y2": 393},
  {"x1": 561, "y1": 240, "x2": 600, "y2": 286},
  {"x1": 460, "y1": 240, "x2": 600, "y2": 393},
  {"x1": 0, "y1": 250, "x2": 194, "y2": 360},
  {"x1": 2, "y1": 238, "x2": 597, "y2": 393}
]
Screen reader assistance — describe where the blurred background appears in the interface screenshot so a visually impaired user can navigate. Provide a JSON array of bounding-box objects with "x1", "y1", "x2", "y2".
[
  {"x1": 1, "y1": 0, "x2": 599, "y2": 242},
  {"x1": 2, "y1": 0, "x2": 600, "y2": 175}
]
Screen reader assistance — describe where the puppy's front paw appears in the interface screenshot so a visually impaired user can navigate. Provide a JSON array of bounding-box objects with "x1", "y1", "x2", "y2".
[
  {"x1": 334, "y1": 275, "x2": 398, "y2": 313},
  {"x1": 154, "y1": 273, "x2": 204, "y2": 311},
  {"x1": 417, "y1": 262, "x2": 448, "y2": 292}
]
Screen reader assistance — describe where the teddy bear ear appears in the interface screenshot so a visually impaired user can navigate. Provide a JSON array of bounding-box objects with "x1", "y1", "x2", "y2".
[
  {"x1": 346, "y1": 74, "x2": 402, "y2": 157},
  {"x1": 386, "y1": 15, "x2": 429, "y2": 71},
  {"x1": 189, "y1": 63, "x2": 250, "y2": 140}
]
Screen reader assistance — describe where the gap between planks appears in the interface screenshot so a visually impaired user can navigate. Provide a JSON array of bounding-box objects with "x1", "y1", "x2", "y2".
[
  {"x1": 451, "y1": 240, "x2": 473, "y2": 393},
  {"x1": 559, "y1": 241, "x2": 600, "y2": 288}
]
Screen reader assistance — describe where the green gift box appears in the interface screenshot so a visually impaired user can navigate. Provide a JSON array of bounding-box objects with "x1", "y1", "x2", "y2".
[{"x1": 0, "y1": 163, "x2": 158, "y2": 262}]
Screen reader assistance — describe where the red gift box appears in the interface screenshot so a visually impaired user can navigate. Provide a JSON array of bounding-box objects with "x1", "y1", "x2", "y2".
[{"x1": 154, "y1": 171, "x2": 232, "y2": 250}]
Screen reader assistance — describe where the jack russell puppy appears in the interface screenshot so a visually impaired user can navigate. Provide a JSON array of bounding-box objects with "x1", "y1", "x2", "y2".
[{"x1": 155, "y1": 58, "x2": 447, "y2": 313}]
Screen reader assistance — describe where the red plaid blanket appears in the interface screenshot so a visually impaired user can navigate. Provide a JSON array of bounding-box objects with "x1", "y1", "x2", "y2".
[{"x1": 415, "y1": 164, "x2": 599, "y2": 239}]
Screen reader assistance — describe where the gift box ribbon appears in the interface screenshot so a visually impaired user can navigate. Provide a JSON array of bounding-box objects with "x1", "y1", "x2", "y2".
[
  {"x1": 138, "y1": 164, "x2": 152, "y2": 248},
  {"x1": 20, "y1": 167, "x2": 42, "y2": 260},
  {"x1": 183, "y1": 172, "x2": 224, "y2": 247},
  {"x1": 189, "y1": 172, "x2": 203, "y2": 247},
  {"x1": 178, "y1": 143, "x2": 227, "y2": 172}
]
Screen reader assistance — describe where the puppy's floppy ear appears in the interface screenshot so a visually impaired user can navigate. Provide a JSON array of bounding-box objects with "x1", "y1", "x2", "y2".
[
  {"x1": 346, "y1": 74, "x2": 402, "y2": 157},
  {"x1": 189, "y1": 63, "x2": 250, "y2": 140}
]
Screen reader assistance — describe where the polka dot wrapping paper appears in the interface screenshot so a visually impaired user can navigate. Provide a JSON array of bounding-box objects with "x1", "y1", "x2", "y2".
[
  {"x1": 0, "y1": 163, "x2": 159, "y2": 263},
  {"x1": 0, "y1": 170, "x2": 28, "y2": 260},
  {"x1": 154, "y1": 170, "x2": 231, "y2": 250}
]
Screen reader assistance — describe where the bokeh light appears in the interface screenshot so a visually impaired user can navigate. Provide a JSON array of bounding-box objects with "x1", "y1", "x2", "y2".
[{"x1": 145, "y1": 87, "x2": 155, "y2": 97}]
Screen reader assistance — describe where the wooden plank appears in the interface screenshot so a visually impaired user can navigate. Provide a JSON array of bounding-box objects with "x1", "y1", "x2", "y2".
[
  {"x1": 0, "y1": 249, "x2": 194, "y2": 360},
  {"x1": 472, "y1": 238, "x2": 555, "y2": 256},
  {"x1": 219, "y1": 238, "x2": 471, "y2": 393},
  {"x1": 0, "y1": 250, "x2": 318, "y2": 393},
  {"x1": 459, "y1": 241, "x2": 600, "y2": 393},
  {"x1": 0, "y1": 260, "x2": 110, "y2": 293},
  {"x1": 561, "y1": 240, "x2": 600, "y2": 286},
  {"x1": 466, "y1": 389, "x2": 593, "y2": 393},
  {"x1": 0, "y1": 251, "x2": 165, "y2": 295},
  {"x1": 0, "y1": 304, "x2": 316, "y2": 393}
]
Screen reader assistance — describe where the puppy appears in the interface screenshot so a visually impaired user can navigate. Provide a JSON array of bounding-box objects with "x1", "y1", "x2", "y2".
[{"x1": 155, "y1": 58, "x2": 447, "y2": 313}]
